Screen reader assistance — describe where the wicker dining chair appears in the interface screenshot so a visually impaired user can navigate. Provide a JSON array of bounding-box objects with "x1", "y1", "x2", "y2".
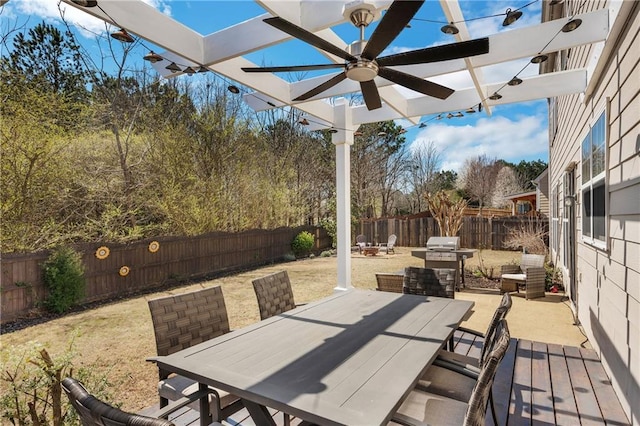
[
  {"x1": 62, "y1": 377, "x2": 223, "y2": 426},
  {"x1": 417, "y1": 292, "x2": 513, "y2": 426},
  {"x1": 391, "y1": 320, "x2": 511, "y2": 426},
  {"x1": 375, "y1": 273, "x2": 404, "y2": 293},
  {"x1": 252, "y1": 270, "x2": 298, "y2": 320},
  {"x1": 147, "y1": 286, "x2": 242, "y2": 422}
]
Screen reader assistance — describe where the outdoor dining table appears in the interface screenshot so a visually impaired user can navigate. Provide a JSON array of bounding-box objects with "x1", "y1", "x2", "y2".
[{"x1": 149, "y1": 289, "x2": 474, "y2": 426}]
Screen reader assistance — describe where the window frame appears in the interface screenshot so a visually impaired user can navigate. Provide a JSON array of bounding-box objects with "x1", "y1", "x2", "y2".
[{"x1": 580, "y1": 109, "x2": 607, "y2": 249}]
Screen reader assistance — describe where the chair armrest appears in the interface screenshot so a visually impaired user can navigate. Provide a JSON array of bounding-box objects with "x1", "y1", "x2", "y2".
[
  {"x1": 433, "y1": 357, "x2": 481, "y2": 380},
  {"x1": 154, "y1": 387, "x2": 217, "y2": 419},
  {"x1": 525, "y1": 266, "x2": 546, "y2": 280},
  {"x1": 456, "y1": 326, "x2": 484, "y2": 338}
]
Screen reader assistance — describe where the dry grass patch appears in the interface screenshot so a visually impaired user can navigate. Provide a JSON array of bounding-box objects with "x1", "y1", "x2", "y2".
[{"x1": 0, "y1": 248, "x2": 518, "y2": 412}]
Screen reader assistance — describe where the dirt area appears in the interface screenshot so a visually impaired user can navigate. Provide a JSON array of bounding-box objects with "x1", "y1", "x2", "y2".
[{"x1": 0, "y1": 248, "x2": 520, "y2": 412}]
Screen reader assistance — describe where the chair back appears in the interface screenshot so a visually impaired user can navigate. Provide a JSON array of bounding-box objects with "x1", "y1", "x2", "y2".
[
  {"x1": 403, "y1": 267, "x2": 455, "y2": 298},
  {"x1": 387, "y1": 234, "x2": 397, "y2": 247},
  {"x1": 479, "y1": 292, "x2": 512, "y2": 366},
  {"x1": 375, "y1": 273, "x2": 404, "y2": 293},
  {"x1": 252, "y1": 270, "x2": 296, "y2": 320},
  {"x1": 148, "y1": 286, "x2": 230, "y2": 357},
  {"x1": 521, "y1": 254, "x2": 545, "y2": 272},
  {"x1": 464, "y1": 320, "x2": 511, "y2": 426},
  {"x1": 356, "y1": 234, "x2": 366, "y2": 244},
  {"x1": 62, "y1": 377, "x2": 174, "y2": 426}
]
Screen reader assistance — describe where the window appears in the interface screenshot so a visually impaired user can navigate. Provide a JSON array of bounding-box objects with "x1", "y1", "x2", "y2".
[{"x1": 581, "y1": 112, "x2": 606, "y2": 245}]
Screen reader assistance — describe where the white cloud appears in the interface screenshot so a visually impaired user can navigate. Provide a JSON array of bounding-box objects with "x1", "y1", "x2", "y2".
[
  {"x1": 411, "y1": 110, "x2": 548, "y2": 172},
  {"x1": 5, "y1": 0, "x2": 172, "y2": 39}
]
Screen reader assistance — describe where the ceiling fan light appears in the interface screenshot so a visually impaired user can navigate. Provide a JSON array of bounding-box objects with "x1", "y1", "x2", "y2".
[
  {"x1": 455, "y1": 112, "x2": 464, "y2": 118},
  {"x1": 165, "y1": 62, "x2": 181, "y2": 73},
  {"x1": 502, "y1": 9, "x2": 522, "y2": 27},
  {"x1": 446, "y1": 113, "x2": 454, "y2": 119},
  {"x1": 435, "y1": 114, "x2": 443, "y2": 120},
  {"x1": 227, "y1": 85, "x2": 240, "y2": 94},
  {"x1": 183, "y1": 66, "x2": 196, "y2": 75},
  {"x1": 299, "y1": 118, "x2": 309, "y2": 125},
  {"x1": 354, "y1": 130, "x2": 363, "y2": 136},
  {"x1": 143, "y1": 51, "x2": 163, "y2": 63},
  {"x1": 465, "y1": 107, "x2": 476, "y2": 114},
  {"x1": 197, "y1": 66, "x2": 209, "y2": 73},
  {"x1": 440, "y1": 23, "x2": 459, "y2": 35},
  {"x1": 329, "y1": 128, "x2": 338, "y2": 134},
  {"x1": 561, "y1": 19, "x2": 582, "y2": 32},
  {"x1": 489, "y1": 92, "x2": 503, "y2": 100},
  {"x1": 419, "y1": 123, "x2": 427, "y2": 128},
  {"x1": 531, "y1": 54, "x2": 548, "y2": 64},
  {"x1": 508, "y1": 76, "x2": 523, "y2": 86},
  {"x1": 110, "y1": 29, "x2": 134, "y2": 43},
  {"x1": 71, "y1": 0, "x2": 97, "y2": 6}
]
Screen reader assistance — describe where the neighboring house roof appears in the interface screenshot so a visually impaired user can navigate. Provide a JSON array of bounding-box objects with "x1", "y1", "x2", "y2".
[{"x1": 505, "y1": 191, "x2": 537, "y2": 201}]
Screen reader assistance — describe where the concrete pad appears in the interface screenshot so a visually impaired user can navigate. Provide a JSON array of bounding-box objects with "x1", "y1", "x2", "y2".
[{"x1": 455, "y1": 289, "x2": 591, "y2": 348}]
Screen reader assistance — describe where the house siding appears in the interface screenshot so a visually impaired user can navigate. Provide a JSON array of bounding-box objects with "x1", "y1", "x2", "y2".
[{"x1": 545, "y1": 1, "x2": 639, "y2": 423}]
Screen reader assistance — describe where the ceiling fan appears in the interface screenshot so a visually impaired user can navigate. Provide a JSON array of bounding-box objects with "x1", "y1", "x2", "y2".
[{"x1": 242, "y1": 0, "x2": 490, "y2": 111}]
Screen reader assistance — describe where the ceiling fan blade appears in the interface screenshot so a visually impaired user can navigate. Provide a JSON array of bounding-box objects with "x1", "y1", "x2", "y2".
[
  {"x1": 378, "y1": 67, "x2": 454, "y2": 100},
  {"x1": 361, "y1": 0, "x2": 425, "y2": 60},
  {"x1": 293, "y1": 72, "x2": 347, "y2": 101},
  {"x1": 264, "y1": 17, "x2": 357, "y2": 62},
  {"x1": 377, "y1": 37, "x2": 489, "y2": 67},
  {"x1": 242, "y1": 63, "x2": 345, "y2": 73},
  {"x1": 360, "y1": 80, "x2": 382, "y2": 110}
]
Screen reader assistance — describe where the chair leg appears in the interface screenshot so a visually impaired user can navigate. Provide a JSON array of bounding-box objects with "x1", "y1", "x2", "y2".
[{"x1": 489, "y1": 390, "x2": 498, "y2": 426}]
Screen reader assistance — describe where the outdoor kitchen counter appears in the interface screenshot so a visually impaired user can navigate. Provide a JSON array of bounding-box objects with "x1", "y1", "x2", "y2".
[{"x1": 411, "y1": 248, "x2": 476, "y2": 287}]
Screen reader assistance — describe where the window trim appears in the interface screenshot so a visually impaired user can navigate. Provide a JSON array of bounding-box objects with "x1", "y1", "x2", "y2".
[{"x1": 580, "y1": 108, "x2": 607, "y2": 249}]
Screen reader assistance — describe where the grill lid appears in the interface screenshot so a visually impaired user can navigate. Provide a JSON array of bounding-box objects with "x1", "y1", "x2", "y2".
[{"x1": 426, "y1": 236, "x2": 460, "y2": 251}]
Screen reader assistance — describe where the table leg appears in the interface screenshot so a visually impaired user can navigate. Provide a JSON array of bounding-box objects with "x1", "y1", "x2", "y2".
[
  {"x1": 243, "y1": 399, "x2": 277, "y2": 426},
  {"x1": 198, "y1": 383, "x2": 212, "y2": 426}
]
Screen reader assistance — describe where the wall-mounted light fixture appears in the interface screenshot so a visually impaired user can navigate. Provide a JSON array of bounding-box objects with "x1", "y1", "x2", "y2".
[{"x1": 564, "y1": 194, "x2": 577, "y2": 207}]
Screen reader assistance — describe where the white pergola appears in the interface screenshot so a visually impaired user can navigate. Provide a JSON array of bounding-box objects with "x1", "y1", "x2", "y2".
[{"x1": 64, "y1": 0, "x2": 608, "y2": 290}]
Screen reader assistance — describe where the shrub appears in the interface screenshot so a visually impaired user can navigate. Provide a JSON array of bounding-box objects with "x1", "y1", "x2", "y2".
[
  {"x1": 42, "y1": 246, "x2": 86, "y2": 314},
  {"x1": 320, "y1": 250, "x2": 333, "y2": 257},
  {"x1": 319, "y1": 218, "x2": 337, "y2": 248},
  {"x1": 291, "y1": 231, "x2": 314, "y2": 257}
]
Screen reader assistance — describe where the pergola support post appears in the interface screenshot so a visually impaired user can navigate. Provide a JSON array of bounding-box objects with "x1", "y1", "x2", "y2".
[{"x1": 333, "y1": 99, "x2": 354, "y2": 292}]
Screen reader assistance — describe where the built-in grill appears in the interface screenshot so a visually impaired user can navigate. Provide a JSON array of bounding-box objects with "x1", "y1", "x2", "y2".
[
  {"x1": 412, "y1": 239, "x2": 475, "y2": 285},
  {"x1": 426, "y1": 236, "x2": 460, "y2": 252}
]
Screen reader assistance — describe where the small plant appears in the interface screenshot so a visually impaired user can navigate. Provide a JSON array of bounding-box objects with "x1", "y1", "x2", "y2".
[
  {"x1": 320, "y1": 250, "x2": 333, "y2": 257},
  {"x1": 0, "y1": 339, "x2": 115, "y2": 426},
  {"x1": 42, "y1": 246, "x2": 86, "y2": 314},
  {"x1": 291, "y1": 231, "x2": 314, "y2": 257}
]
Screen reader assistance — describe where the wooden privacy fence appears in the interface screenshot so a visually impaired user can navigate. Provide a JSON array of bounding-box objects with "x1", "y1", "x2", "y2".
[
  {"x1": 358, "y1": 214, "x2": 548, "y2": 250},
  {"x1": 1, "y1": 226, "x2": 330, "y2": 324}
]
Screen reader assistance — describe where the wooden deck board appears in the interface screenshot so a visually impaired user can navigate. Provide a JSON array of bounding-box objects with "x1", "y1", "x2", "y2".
[
  {"x1": 564, "y1": 345, "x2": 605, "y2": 425},
  {"x1": 147, "y1": 334, "x2": 630, "y2": 426},
  {"x1": 530, "y1": 340, "x2": 555, "y2": 424},
  {"x1": 580, "y1": 348, "x2": 630, "y2": 426}
]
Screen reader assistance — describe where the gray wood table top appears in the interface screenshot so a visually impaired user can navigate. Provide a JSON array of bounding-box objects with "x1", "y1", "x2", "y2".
[{"x1": 150, "y1": 289, "x2": 474, "y2": 426}]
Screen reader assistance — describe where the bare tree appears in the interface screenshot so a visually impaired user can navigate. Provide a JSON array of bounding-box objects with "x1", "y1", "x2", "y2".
[
  {"x1": 458, "y1": 154, "x2": 501, "y2": 215},
  {"x1": 492, "y1": 166, "x2": 525, "y2": 208},
  {"x1": 406, "y1": 141, "x2": 441, "y2": 213}
]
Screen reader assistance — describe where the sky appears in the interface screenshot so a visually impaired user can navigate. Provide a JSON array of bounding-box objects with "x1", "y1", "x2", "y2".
[{"x1": 1, "y1": 0, "x2": 550, "y2": 172}]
